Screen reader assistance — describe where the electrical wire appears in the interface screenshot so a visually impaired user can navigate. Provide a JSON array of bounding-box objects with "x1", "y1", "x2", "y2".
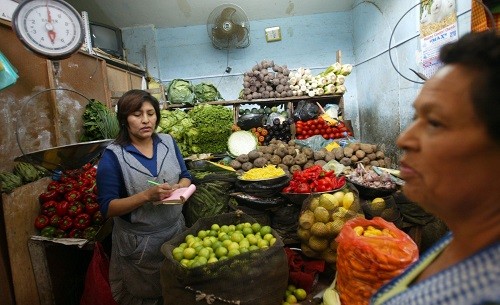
[{"x1": 388, "y1": 0, "x2": 497, "y2": 85}]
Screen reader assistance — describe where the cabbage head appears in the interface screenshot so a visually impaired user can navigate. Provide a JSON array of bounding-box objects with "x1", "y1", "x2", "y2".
[
  {"x1": 167, "y1": 79, "x2": 196, "y2": 105},
  {"x1": 194, "y1": 82, "x2": 223, "y2": 103}
]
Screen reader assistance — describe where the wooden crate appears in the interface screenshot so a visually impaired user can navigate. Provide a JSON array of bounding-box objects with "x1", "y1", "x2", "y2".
[{"x1": 2, "y1": 177, "x2": 51, "y2": 305}]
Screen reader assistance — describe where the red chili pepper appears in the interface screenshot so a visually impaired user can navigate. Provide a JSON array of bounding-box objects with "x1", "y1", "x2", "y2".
[
  {"x1": 56, "y1": 201, "x2": 69, "y2": 217},
  {"x1": 67, "y1": 201, "x2": 83, "y2": 218},
  {"x1": 92, "y1": 211, "x2": 105, "y2": 225},
  {"x1": 65, "y1": 189, "x2": 82, "y2": 202},
  {"x1": 34, "y1": 215, "x2": 49, "y2": 230},
  {"x1": 49, "y1": 214, "x2": 61, "y2": 227},
  {"x1": 82, "y1": 163, "x2": 93, "y2": 171},
  {"x1": 41, "y1": 200, "x2": 58, "y2": 217},
  {"x1": 84, "y1": 201, "x2": 99, "y2": 215},
  {"x1": 38, "y1": 190, "x2": 60, "y2": 204},
  {"x1": 58, "y1": 215, "x2": 73, "y2": 231},
  {"x1": 74, "y1": 213, "x2": 91, "y2": 230}
]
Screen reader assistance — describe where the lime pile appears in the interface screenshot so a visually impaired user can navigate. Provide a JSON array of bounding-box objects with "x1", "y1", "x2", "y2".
[
  {"x1": 172, "y1": 222, "x2": 275, "y2": 268},
  {"x1": 282, "y1": 284, "x2": 307, "y2": 304}
]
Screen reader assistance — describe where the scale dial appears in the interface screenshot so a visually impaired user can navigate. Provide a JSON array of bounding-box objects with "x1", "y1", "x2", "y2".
[{"x1": 12, "y1": 0, "x2": 84, "y2": 60}]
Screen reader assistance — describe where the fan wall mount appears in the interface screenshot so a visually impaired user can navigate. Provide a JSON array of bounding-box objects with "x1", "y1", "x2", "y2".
[{"x1": 207, "y1": 3, "x2": 250, "y2": 50}]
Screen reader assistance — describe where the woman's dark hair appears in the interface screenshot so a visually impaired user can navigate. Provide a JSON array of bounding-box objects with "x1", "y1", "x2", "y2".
[
  {"x1": 115, "y1": 89, "x2": 161, "y2": 146},
  {"x1": 439, "y1": 30, "x2": 500, "y2": 143}
]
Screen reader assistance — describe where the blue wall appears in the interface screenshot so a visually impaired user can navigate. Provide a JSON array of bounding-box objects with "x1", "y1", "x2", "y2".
[{"x1": 122, "y1": 0, "x2": 473, "y2": 161}]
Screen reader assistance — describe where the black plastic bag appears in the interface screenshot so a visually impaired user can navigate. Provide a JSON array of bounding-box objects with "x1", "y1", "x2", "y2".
[{"x1": 293, "y1": 100, "x2": 319, "y2": 121}]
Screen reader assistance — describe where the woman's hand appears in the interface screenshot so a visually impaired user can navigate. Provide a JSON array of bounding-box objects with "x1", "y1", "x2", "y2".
[{"x1": 148, "y1": 183, "x2": 181, "y2": 201}]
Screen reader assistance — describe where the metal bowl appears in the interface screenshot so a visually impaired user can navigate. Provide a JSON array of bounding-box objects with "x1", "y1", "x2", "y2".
[{"x1": 14, "y1": 139, "x2": 113, "y2": 171}]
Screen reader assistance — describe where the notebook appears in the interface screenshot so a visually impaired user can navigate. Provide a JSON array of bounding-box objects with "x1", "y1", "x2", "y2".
[{"x1": 159, "y1": 184, "x2": 196, "y2": 204}]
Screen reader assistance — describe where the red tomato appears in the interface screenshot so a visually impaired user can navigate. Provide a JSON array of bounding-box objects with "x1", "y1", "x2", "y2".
[
  {"x1": 326, "y1": 127, "x2": 333, "y2": 133},
  {"x1": 308, "y1": 129, "x2": 314, "y2": 135},
  {"x1": 296, "y1": 127, "x2": 303, "y2": 134},
  {"x1": 328, "y1": 133, "x2": 335, "y2": 139},
  {"x1": 322, "y1": 134, "x2": 329, "y2": 139},
  {"x1": 313, "y1": 129, "x2": 320, "y2": 135},
  {"x1": 334, "y1": 132, "x2": 341, "y2": 138}
]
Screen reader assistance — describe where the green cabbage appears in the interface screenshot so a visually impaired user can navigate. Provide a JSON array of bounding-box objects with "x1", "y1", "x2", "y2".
[
  {"x1": 194, "y1": 82, "x2": 223, "y2": 103},
  {"x1": 167, "y1": 79, "x2": 196, "y2": 105}
]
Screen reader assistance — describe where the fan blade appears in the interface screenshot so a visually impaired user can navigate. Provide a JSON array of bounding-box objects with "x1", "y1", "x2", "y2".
[
  {"x1": 232, "y1": 23, "x2": 247, "y2": 42},
  {"x1": 219, "y1": 7, "x2": 236, "y2": 21},
  {"x1": 213, "y1": 26, "x2": 232, "y2": 41}
]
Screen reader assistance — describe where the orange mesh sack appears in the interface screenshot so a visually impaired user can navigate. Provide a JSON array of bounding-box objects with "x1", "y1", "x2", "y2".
[
  {"x1": 335, "y1": 217, "x2": 419, "y2": 305},
  {"x1": 160, "y1": 211, "x2": 289, "y2": 305},
  {"x1": 297, "y1": 184, "x2": 363, "y2": 264}
]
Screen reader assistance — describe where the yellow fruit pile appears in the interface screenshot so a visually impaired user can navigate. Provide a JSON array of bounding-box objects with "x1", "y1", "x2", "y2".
[
  {"x1": 297, "y1": 188, "x2": 361, "y2": 263},
  {"x1": 172, "y1": 222, "x2": 275, "y2": 268},
  {"x1": 353, "y1": 225, "x2": 395, "y2": 238}
]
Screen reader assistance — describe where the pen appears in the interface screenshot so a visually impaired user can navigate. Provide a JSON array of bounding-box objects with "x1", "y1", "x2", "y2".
[{"x1": 147, "y1": 180, "x2": 160, "y2": 186}]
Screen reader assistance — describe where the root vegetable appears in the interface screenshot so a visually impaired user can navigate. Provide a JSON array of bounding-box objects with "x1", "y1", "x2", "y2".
[
  {"x1": 274, "y1": 147, "x2": 288, "y2": 158},
  {"x1": 340, "y1": 157, "x2": 351, "y2": 166},
  {"x1": 248, "y1": 150, "x2": 262, "y2": 161},
  {"x1": 270, "y1": 155, "x2": 282, "y2": 165},
  {"x1": 376, "y1": 151, "x2": 385, "y2": 159},
  {"x1": 324, "y1": 151, "x2": 336, "y2": 162},
  {"x1": 370, "y1": 161, "x2": 380, "y2": 167},
  {"x1": 361, "y1": 157, "x2": 370, "y2": 164},
  {"x1": 350, "y1": 155, "x2": 359, "y2": 163},
  {"x1": 262, "y1": 153, "x2": 273, "y2": 161},
  {"x1": 333, "y1": 147, "x2": 344, "y2": 160},
  {"x1": 314, "y1": 150, "x2": 326, "y2": 160},
  {"x1": 282, "y1": 155, "x2": 295, "y2": 166},
  {"x1": 347, "y1": 143, "x2": 360, "y2": 151},
  {"x1": 302, "y1": 147, "x2": 314, "y2": 159},
  {"x1": 343, "y1": 147, "x2": 354, "y2": 158},
  {"x1": 294, "y1": 153, "x2": 308, "y2": 165},
  {"x1": 355, "y1": 150, "x2": 366, "y2": 159},
  {"x1": 360, "y1": 143, "x2": 374, "y2": 154},
  {"x1": 303, "y1": 161, "x2": 315, "y2": 169},
  {"x1": 286, "y1": 146, "x2": 297, "y2": 157},
  {"x1": 241, "y1": 162, "x2": 253, "y2": 171},
  {"x1": 290, "y1": 165, "x2": 302, "y2": 173},
  {"x1": 314, "y1": 160, "x2": 327, "y2": 167},
  {"x1": 253, "y1": 157, "x2": 268, "y2": 168},
  {"x1": 277, "y1": 164, "x2": 289, "y2": 172},
  {"x1": 236, "y1": 154, "x2": 249, "y2": 163},
  {"x1": 230, "y1": 160, "x2": 242, "y2": 170},
  {"x1": 367, "y1": 153, "x2": 377, "y2": 161}
]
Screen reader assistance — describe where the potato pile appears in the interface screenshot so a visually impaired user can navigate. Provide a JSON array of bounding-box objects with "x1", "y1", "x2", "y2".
[
  {"x1": 229, "y1": 139, "x2": 333, "y2": 175},
  {"x1": 229, "y1": 139, "x2": 392, "y2": 176},
  {"x1": 242, "y1": 60, "x2": 291, "y2": 100},
  {"x1": 333, "y1": 142, "x2": 391, "y2": 168},
  {"x1": 297, "y1": 190, "x2": 362, "y2": 263}
]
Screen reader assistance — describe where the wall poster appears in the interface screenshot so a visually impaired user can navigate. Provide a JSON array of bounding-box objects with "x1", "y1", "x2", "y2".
[{"x1": 419, "y1": 0, "x2": 458, "y2": 78}]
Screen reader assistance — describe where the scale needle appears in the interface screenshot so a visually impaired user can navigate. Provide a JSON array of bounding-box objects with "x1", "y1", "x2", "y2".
[{"x1": 46, "y1": 3, "x2": 56, "y2": 43}]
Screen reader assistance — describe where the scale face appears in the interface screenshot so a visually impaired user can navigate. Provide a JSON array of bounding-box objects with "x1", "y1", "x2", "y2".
[{"x1": 11, "y1": 0, "x2": 84, "y2": 60}]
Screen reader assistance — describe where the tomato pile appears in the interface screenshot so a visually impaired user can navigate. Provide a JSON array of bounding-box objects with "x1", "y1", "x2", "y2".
[
  {"x1": 282, "y1": 165, "x2": 346, "y2": 193},
  {"x1": 295, "y1": 118, "x2": 353, "y2": 140},
  {"x1": 34, "y1": 163, "x2": 104, "y2": 240}
]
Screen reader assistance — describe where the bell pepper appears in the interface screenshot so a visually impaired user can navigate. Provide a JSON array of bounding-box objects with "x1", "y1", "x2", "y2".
[
  {"x1": 82, "y1": 193, "x2": 97, "y2": 204},
  {"x1": 83, "y1": 226, "x2": 98, "y2": 240},
  {"x1": 56, "y1": 200, "x2": 69, "y2": 217},
  {"x1": 67, "y1": 201, "x2": 83, "y2": 217},
  {"x1": 54, "y1": 228, "x2": 67, "y2": 238},
  {"x1": 38, "y1": 190, "x2": 59, "y2": 204},
  {"x1": 74, "y1": 213, "x2": 91, "y2": 230},
  {"x1": 92, "y1": 211, "x2": 104, "y2": 225},
  {"x1": 84, "y1": 202, "x2": 99, "y2": 215},
  {"x1": 65, "y1": 189, "x2": 82, "y2": 202},
  {"x1": 69, "y1": 228, "x2": 83, "y2": 238},
  {"x1": 63, "y1": 179, "x2": 78, "y2": 192},
  {"x1": 41, "y1": 200, "x2": 58, "y2": 217},
  {"x1": 34, "y1": 215, "x2": 49, "y2": 230},
  {"x1": 40, "y1": 226, "x2": 56, "y2": 238},
  {"x1": 58, "y1": 215, "x2": 73, "y2": 231},
  {"x1": 49, "y1": 214, "x2": 61, "y2": 227},
  {"x1": 46, "y1": 180, "x2": 60, "y2": 192}
]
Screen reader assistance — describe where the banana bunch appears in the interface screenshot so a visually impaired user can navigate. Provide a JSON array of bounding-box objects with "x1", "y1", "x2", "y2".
[{"x1": 0, "y1": 171, "x2": 23, "y2": 193}]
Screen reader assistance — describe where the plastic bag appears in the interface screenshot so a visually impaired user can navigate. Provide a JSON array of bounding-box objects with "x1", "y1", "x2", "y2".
[
  {"x1": 294, "y1": 135, "x2": 333, "y2": 151},
  {"x1": 80, "y1": 242, "x2": 118, "y2": 305},
  {"x1": 335, "y1": 217, "x2": 419, "y2": 305},
  {"x1": 293, "y1": 100, "x2": 319, "y2": 121},
  {"x1": 0, "y1": 51, "x2": 19, "y2": 91}
]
